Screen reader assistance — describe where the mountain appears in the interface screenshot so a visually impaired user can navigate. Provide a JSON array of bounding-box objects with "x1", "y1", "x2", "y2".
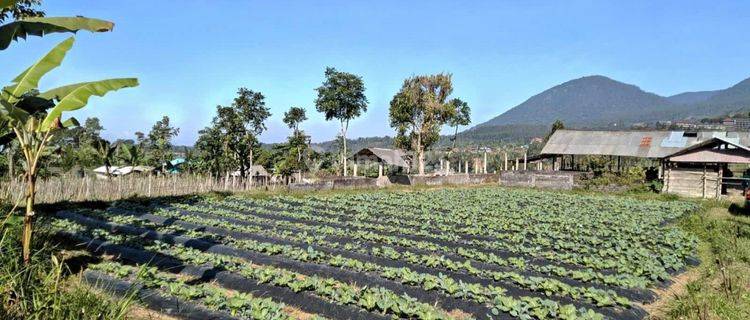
[
  {"x1": 681, "y1": 78, "x2": 750, "y2": 118},
  {"x1": 475, "y1": 75, "x2": 750, "y2": 129},
  {"x1": 310, "y1": 75, "x2": 750, "y2": 152},
  {"x1": 667, "y1": 90, "x2": 719, "y2": 105},
  {"x1": 477, "y1": 75, "x2": 680, "y2": 128}
]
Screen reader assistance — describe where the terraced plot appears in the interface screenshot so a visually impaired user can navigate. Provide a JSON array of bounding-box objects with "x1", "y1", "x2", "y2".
[{"x1": 52, "y1": 187, "x2": 699, "y2": 320}]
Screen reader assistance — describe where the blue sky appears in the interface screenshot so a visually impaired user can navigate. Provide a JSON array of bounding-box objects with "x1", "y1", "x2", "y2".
[{"x1": 3, "y1": 1, "x2": 750, "y2": 145}]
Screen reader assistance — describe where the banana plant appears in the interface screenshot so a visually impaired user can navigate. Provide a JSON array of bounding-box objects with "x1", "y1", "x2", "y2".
[
  {"x1": 1, "y1": 34, "x2": 138, "y2": 264},
  {"x1": 95, "y1": 139, "x2": 119, "y2": 179},
  {"x1": 0, "y1": 0, "x2": 114, "y2": 50}
]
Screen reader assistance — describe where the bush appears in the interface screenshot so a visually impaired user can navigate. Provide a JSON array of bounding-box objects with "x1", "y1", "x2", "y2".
[{"x1": 0, "y1": 215, "x2": 135, "y2": 320}]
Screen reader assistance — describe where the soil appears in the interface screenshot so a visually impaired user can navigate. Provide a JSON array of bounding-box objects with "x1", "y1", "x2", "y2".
[
  {"x1": 640, "y1": 266, "x2": 701, "y2": 319},
  {"x1": 128, "y1": 304, "x2": 181, "y2": 320}
]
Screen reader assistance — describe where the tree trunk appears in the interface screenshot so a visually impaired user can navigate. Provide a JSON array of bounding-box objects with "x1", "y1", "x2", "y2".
[
  {"x1": 22, "y1": 173, "x2": 35, "y2": 264},
  {"x1": 417, "y1": 133, "x2": 425, "y2": 175},
  {"x1": 452, "y1": 126, "x2": 459, "y2": 150},
  {"x1": 7, "y1": 146, "x2": 13, "y2": 180},
  {"x1": 342, "y1": 121, "x2": 348, "y2": 176}
]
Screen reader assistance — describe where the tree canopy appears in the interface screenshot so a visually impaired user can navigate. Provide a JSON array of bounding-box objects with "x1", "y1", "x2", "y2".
[
  {"x1": 389, "y1": 73, "x2": 457, "y2": 174},
  {"x1": 314, "y1": 67, "x2": 368, "y2": 176},
  {"x1": 195, "y1": 88, "x2": 271, "y2": 178}
]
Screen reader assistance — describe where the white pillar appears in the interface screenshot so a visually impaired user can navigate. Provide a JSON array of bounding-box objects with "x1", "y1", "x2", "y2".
[
  {"x1": 445, "y1": 160, "x2": 451, "y2": 175},
  {"x1": 483, "y1": 152, "x2": 488, "y2": 174},
  {"x1": 504, "y1": 152, "x2": 508, "y2": 171},
  {"x1": 515, "y1": 158, "x2": 519, "y2": 171},
  {"x1": 353, "y1": 163, "x2": 358, "y2": 176},
  {"x1": 465, "y1": 161, "x2": 469, "y2": 174},
  {"x1": 378, "y1": 163, "x2": 383, "y2": 177},
  {"x1": 524, "y1": 153, "x2": 527, "y2": 171}
]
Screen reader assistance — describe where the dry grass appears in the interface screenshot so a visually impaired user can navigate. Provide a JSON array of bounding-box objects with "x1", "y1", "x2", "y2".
[
  {"x1": 126, "y1": 305, "x2": 180, "y2": 320},
  {"x1": 643, "y1": 257, "x2": 703, "y2": 318}
]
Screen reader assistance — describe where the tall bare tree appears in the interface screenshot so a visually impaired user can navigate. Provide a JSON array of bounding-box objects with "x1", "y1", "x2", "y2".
[{"x1": 314, "y1": 67, "x2": 368, "y2": 176}]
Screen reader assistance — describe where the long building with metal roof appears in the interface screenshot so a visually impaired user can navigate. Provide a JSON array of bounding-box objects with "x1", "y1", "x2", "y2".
[{"x1": 541, "y1": 129, "x2": 750, "y2": 159}]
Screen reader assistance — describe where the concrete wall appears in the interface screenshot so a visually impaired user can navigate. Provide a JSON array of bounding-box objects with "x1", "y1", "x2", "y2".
[
  {"x1": 288, "y1": 177, "x2": 379, "y2": 191},
  {"x1": 498, "y1": 171, "x2": 579, "y2": 190},
  {"x1": 290, "y1": 171, "x2": 579, "y2": 191},
  {"x1": 390, "y1": 174, "x2": 500, "y2": 186}
]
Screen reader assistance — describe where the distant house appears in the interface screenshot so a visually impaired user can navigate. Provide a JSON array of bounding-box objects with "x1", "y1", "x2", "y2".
[
  {"x1": 540, "y1": 129, "x2": 750, "y2": 198},
  {"x1": 93, "y1": 165, "x2": 154, "y2": 179},
  {"x1": 231, "y1": 165, "x2": 270, "y2": 178},
  {"x1": 350, "y1": 147, "x2": 410, "y2": 176},
  {"x1": 230, "y1": 165, "x2": 271, "y2": 184},
  {"x1": 163, "y1": 158, "x2": 186, "y2": 174}
]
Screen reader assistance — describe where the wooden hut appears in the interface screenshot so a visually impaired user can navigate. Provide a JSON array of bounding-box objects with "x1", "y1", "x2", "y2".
[{"x1": 662, "y1": 137, "x2": 750, "y2": 198}]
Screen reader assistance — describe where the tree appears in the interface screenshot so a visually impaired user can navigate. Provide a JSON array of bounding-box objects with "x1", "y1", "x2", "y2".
[
  {"x1": 194, "y1": 124, "x2": 228, "y2": 177},
  {"x1": 283, "y1": 106, "x2": 307, "y2": 134},
  {"x1": 281, "y1": 106, "x2": 309, "y2": 180},
  {"x1": 447, "y1": 98, "x2": 470, "y2": 150},
  {"x1": 0, "y1": 0, "x2": 43, "y2": 23},
  {"x1": 147, "y1": 116, "x2": 179, "y2": 171},
  {"x1": 314, "y1": 67, "x2": 368, "y2": 176},
  {"x1": 212, "y1": 88, "x2": 271, "y2": 178},
  {"x1": 80, "y1": 117, "x2": 103, "y2": 146},
  {"x1": 544, "y1": 120, "x2": 565, "y2": 143},
  {"x1": 389, "y1": 73, "x2": 457, "y2": 175}
]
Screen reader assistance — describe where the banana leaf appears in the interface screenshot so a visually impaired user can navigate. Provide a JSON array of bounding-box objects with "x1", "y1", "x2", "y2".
[
  {"x1": 2, "y1": 37, "x2": 73, "y2": 104},
  {"x1": 40, "y1": 78, "x2": 138, "y2": 130},
  {"x1": 0, "y1": 16, "x2": 113, "y2": 50}
]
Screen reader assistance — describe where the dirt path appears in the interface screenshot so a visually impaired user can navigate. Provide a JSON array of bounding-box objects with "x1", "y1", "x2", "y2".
[
  {"x1": 127, "y1": 304, "x2": 180, "y2": 320},
  {"x1": 641, "y1": 266, "x2": 702, "y2": 319}
]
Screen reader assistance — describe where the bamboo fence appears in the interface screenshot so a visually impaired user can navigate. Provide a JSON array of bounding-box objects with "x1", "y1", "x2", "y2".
[{"x1": 0, "y1": 174, "x2": 279, "y2": 204}]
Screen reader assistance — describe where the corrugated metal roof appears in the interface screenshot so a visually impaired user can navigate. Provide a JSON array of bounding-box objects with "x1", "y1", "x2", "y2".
[
  {"x1": 351, "y1": 148, "x2": 410, "y2": 167},
  {"x1": 541, "y1": 130, "x2": 750, "y2": 159},
  {"x1": 664, "y1": 137, "x2": 750, "y2": 163}
]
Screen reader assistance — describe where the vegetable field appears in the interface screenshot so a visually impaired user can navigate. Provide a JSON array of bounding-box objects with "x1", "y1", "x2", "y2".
[{"x1": 51, "y1": 187, "x2": 699, "y2": 320}]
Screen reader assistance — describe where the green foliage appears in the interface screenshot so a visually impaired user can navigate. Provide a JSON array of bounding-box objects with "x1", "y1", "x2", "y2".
[
  {"x1": 39, "y1": 78, "x2": 138, "y2": 130},
  {"x1": 0, "y1": 14, "x2": 114, "y2": 50},
  {"x1": 53, "y1": 187, "x2": 707, "y2": 320},
  {"x1": 389, "y1": 73, "x2": 458, "y2": 174},
  {"x1": 118, "y1": 143, "x2": 143, "y2": 166},
  {"x1": 0, "y1": 221, "x2": 134, "y2": 319},
  {"x1": 195, "y1": 88, "x2": 270, "y2": 178},
  {"x1": 314, "y1": 67, "x2": 368, "y2": 124},
  {"x1": 447, "y1": 97, "x2": 470, "y2": 148},
  {"x1": 282, "y1": 106, "x2": 307, "y2": 132},
  {"x1": 3, "y1": 36, "x2": 73, "y2": 105},
  {"x1": 146, "y1": 115, "x2": 179, "y2": 168},
  {"x1": 662, "y1": 205, "x2": 750, "y2": 320},
  {"x1": 543, "y1": 119, "x2": 564, "y2": 143},
  {"x1": 314, "y1": 67, "x2": 368, "y2": 175},
  {"x1": 0, "y1": 0, "x2": 44, "y2": 23}
]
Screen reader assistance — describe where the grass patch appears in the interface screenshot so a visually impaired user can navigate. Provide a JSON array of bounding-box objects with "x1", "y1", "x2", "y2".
[
  {"x1": 0, "y1": 209, "x2": 136, "y2": 320},
  {"x1": 650, "y1": 201, "x2": 750, "y2": 319}
]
